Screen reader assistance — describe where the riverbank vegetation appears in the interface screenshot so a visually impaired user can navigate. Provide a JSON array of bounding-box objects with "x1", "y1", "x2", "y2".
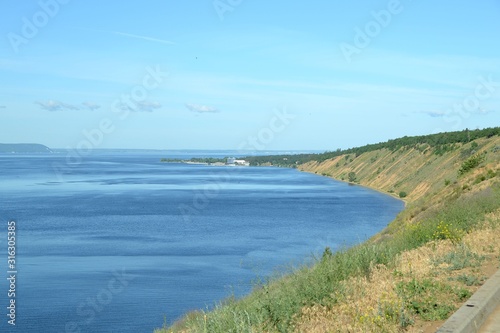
[
  {"x1": 244, "y1": 127, "x2": 500, "y2": 167},
  {"x1": 156, "y1": 128, "x2": 500, "y2": 333}
]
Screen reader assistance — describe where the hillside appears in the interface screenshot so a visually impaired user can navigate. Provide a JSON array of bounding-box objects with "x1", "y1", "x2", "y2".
[
  {"x1": 244, "y1": 127, "x2": 500, "y2": 168},
  {"x1": 0, "y1": 143, "x2": 52, "y2": 153},
  {"x1": 299, "y1": 135, "x2": 500, "y2": 203},
  {"x1": 157, "y1": 130, "x2": 500, "y2": 333}
]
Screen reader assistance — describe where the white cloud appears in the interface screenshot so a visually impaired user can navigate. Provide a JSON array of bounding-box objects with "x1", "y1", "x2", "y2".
[
  {"x1": 82, "y1": 102, "x2": 101, "y2": 111},
  {"x1": 36, "y1": 100, "x2": 79, "y2": 111},
  {"x1": 112, "y1": 31, "x2": 175, "y2": 45},
  {"x1": 420, "y1": 110, "x2": 447, "y2": 118},
  {"x1": 117, "y1": 101, "x2": 162, "y2": 112},
  {"x1": 419, "y1": 107, "x2": 494, "y2": 118},
  {"x1": 185, "y1": 103, "x2": 219, "y2": 113},
  {"x1": 476, "y1": 108, "x2": 494, "y2": 115}
]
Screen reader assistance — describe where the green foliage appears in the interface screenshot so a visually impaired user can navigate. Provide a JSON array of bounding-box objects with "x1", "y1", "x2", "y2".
[
  {"x1": 348, "y1": 171, "x2": 357, "y2": 183},
  {"x1": 458, "y1": 153, "x2": 485, "y2": 175},
  {"x1": 432, "y1": 221, "x2": 464, "y2": 244},
  {"x1": 452, "y1": 274, "x2": 483, "y2": 286},
  {"x1": 433, "y1": 244, "x2": 485, "y2": 271},
  {"x1": 434, "y1": 143, "x2": 457, "y2": 156},
  {"x1": 474, "y1": 174, "x2": 487, "y2": 184},
  {"x1": 242, "y1": 127, "x2": 500, "y2": 167},
  {"x1": 160, "y1": 157, "x2": 226, "y2": 164},
  {"x1": 321, "y1": 247, "x2": 333, "y2": 261},
  {"x1": 399, "y1": 191, "x2": 407, "y2": 198},
  {"x1": 396, "y1": 278, "x2": 459, "y2": 321}
]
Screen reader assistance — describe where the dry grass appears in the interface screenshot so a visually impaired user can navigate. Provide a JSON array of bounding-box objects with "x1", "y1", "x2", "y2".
[
  {"x1": 293, "y1": 215, "x2": 500, "y2": 333},
  {"x1": 295, "y1": 264, "x2": 407, "y2": 333},
  {"x1": 300, "y1": 136, "x2": 500, "y2": 203}
]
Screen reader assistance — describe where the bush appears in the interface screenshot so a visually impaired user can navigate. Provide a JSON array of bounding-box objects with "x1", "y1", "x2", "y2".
[
  {"x1": 458, "y1": 153, "x2": 485, "y2": 175},
  {"x1": 348, "y1": 172, "x2": 357, "y2": 183},
  {"x1": 396, "y1": 278, "x2": 459, "y2": 321},
  {"x1": 399, "y1": 191, "x2": 408, "y2": 198}
]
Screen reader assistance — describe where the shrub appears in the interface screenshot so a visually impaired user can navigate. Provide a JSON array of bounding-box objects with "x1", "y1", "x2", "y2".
[
  {"x1": 474, "y1": 175, "x2": 487, "y2": 184},
  {"x1": 348, "y1": 172, "x2": 357, "y2": 183},
  {"x1": 396, "y1": 278, "x2": 457, "y2": 321},
  {"x1": 453, "y1": 274, "x2": 482, "y2": 286},
  {"x1": 432, "y1": 221, "x2": 464, "y2": 244},
  {"x1": 399, "y1": 191, "x2": 407, "y2": 198},
  {"x1": 458, "y1": 153, "x2": 485, "y2": 175}
]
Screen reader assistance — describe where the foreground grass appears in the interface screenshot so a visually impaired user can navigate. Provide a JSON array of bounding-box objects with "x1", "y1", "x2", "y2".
[{"x1": 157, "y1": 176, "x2": 500, "y2": 333}]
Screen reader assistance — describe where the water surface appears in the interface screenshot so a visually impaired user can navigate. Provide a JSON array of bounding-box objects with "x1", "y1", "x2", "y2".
[{"x1": 0, "y1": 151, "x2": 404, "y2": 332}]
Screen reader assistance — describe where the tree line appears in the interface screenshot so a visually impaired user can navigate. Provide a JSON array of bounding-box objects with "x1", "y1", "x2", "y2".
[{"x1": 243, "y1": 127, "x2": 500, "y2": 167}]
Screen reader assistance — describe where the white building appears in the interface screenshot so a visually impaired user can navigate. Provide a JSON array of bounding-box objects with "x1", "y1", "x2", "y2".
[
  {"x1": 226, "y1": 157, "x2": 249, "y2": 166},
  {"x1": 234, "y1": 159, "x2": 250, "y2": 166}
]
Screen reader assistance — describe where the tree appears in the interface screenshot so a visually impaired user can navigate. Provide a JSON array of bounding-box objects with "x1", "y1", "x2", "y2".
[{"x1": 348, "y1": 172, "x2": 357, "y2": 183}]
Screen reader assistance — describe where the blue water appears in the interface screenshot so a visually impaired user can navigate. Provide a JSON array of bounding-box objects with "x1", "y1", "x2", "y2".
[{"x1": 0, "y1": 151, "x2": 404, "y2": 332}]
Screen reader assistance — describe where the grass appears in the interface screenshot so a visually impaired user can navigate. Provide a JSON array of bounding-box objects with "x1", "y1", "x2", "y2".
[
  {"x1": 432, "y1": 244, "x2": 485, "y2": 271},
  {"x1": 157, "y1": 180, "x2": 500, "y2": 333},
  {"x1": 396, "y1": 278, "x2": 469, "y2": 321},
  {"x1": 451, "y1": 274, "x2": 484, "y2": 286}
]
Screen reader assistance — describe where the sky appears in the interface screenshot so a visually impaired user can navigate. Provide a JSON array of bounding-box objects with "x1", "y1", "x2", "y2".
[{"x1": 0, "y1": 0, "x2": 499, "y2": 151}]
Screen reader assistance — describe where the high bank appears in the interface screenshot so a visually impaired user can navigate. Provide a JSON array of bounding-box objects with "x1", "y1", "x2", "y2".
[{"x1": 156, "y1": 129, "x2": 500, "y2": 333}]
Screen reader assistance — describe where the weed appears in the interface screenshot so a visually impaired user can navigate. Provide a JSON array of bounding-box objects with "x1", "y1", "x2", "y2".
[
  {"x1": 432, "y1": 221, "x2": 464, "y2": 244},
  {"x1": 433, "y1": 244, "x2": 485, "y2": 271},
  {"x1": 452, "y1": 274, "x2": 483, "y2": 286},
  {"x1": 396, "y1": 278, "x2": 458, "y2": 321}
]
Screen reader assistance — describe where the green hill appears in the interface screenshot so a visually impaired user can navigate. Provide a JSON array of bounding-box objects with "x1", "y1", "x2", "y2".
[
  {"x1": 156, "y1": 128, "x2": 500, "y2": 333},
  {"x1": 0, "y1": 143, "x2": 52, "y2": 153}
]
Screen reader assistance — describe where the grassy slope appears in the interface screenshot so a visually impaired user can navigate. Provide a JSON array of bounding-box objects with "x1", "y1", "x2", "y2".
[
  {"x1": 299, "y1": 136, "x2": 500, "y2": 203},
  {"x1": 157, "y1": 136, "x2": 500, "y2": 333}
]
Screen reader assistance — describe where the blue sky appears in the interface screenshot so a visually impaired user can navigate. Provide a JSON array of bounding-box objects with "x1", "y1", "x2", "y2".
[{"x1": 1, "y1": 0, "x2": 499, "y2": 150}]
